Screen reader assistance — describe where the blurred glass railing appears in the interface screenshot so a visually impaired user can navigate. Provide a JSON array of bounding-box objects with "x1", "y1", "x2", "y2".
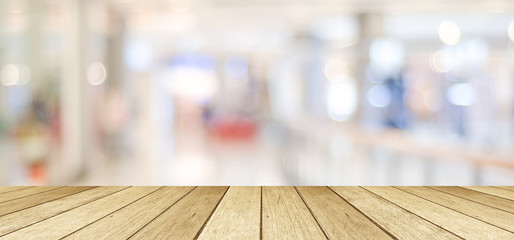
[{"x1": 276, "y1": 121, "x2": 514, "y2": 185}]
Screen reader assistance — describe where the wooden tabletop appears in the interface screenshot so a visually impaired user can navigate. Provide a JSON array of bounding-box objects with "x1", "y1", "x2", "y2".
[{"x1": 0, "y1": 186, "x2": 512, "y2": 239}]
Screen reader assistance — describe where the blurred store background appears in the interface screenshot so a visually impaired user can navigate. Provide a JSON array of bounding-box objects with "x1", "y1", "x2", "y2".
[{"x1": 1, "y1": 0, "x2": 514, "y2": 185}]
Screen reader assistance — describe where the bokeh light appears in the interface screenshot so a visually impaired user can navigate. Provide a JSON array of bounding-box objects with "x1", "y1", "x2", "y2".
[
  {"x1": 369, "y1": 38, "x2": 404, "y2": 75},
  {"x1": 508, "y1": 20, "x2": 514, "y2": 42},
  {"x1": 447, "y1": 83, "x2": 476, "y2": 106},
  {"x1": 1, "y1": 0, "x2": 513, "y2": 186},
  {"x1": 87, "y1": 62, "x2": 107, "y2": 86},
  {"x1": 324, "y1": 58, "x2": 348, "y2": 83},
  {"x1": 367, "y1": 84, "x2": 392, "y2": 108},
  {"x1": 1, "y1": 64, "x2": 19, "y2": 86},
  {"x1": 125, "y1": 40, "x2": 154, "y2": 71},
  {"x1": 429, "y1": 50, "x2": 449, "y2": 73},
  {"x1": 327, "y1": 80, "x2": 358, "y2": 121},
  {"x1": 439, "y1": 20, "x2": 461, "y2": 46}
]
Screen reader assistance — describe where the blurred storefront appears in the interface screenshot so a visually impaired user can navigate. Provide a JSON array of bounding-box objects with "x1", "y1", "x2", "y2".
[{"x1": 0, "y1": 0, "x2": 513, "y2": 185}]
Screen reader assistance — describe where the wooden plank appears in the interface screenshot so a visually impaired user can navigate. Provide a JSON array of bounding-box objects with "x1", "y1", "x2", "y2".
[
  {"x1": 463, "y1": 186, "x2": 514, "y2": 201},
  {"x1": 1, "y1": 186, "x2": 512, "y2": 239},
  {"x1": 0, "y1": 187, "x2": 31, "y2": 194},
  {"x1": 1, "y1": 187, "x2": 160, "y2": 240},
  {"x1": 197, "y1": 186, "x2": 260, "y2": 240},
  {"x1": 261, "y1": 186, "x2": 327, "y2": 240},
  {"x1": 0, "y1": 186, "x2": 94, "y2": 217},
  {"x1": 296, "y1": 186, "x2": 392, "y2": 239},
  {"x1": 397, "y1": 187, "x2": 514, "y2": 233},
  {"x1": 495, "y1": 186, "x2": 514, "y2": 192},
  {"x1": 63, "y1": 186, "x2": 194, "y2": 240},
  {"x1": 129, "y1": 186, "x2": 228, "y2": 240},
  {"x1": 330, "y1": 187, "x2": 460, "y2": 240},
  {"x1": 365, "y1": 186, "x2": 514, "y2": 239},
  {"x1": 431, "y1": 186, "x2": 514, "y2": 213},
  {"x1": 0, "y1": 186, "x2": 128, "y2": 237},
  {"x1": 0, "y1": 186, "x2": 62, "y2": 203}
]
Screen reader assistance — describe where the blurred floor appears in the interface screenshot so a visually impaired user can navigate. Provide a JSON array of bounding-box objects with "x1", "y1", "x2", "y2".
[{"x1": 69, "y1": 121, "x2": 514, "y2": 185}]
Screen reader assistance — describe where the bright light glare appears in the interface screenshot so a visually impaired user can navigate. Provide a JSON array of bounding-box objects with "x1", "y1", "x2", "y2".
[
  {"x1": 508, "y1": 21, "x2": 514, "y2": 42},
  {"x1": 430, "y1": 50, "x2": 445, "y2": 73},
  {"x1": 125, "y1": 41, "x2": 153, "y2": 71},
  {"x1": 367, "y1": 84, "x2": 391, "y2": 107},
  {"x1": 430, "y1": 47, "x2": 462, "y2": 73},
  {"x1": 430, "y1": 49, "x2": 451, "y2": 73},
  {"x1": 327, "y1": 81, "x2": 358, "y2": 121},
  {"x1": 87, "y1": 62, "x2": 107, "y2": 86},
  {"x1": 170, "y1": 67, "x2": 218, "y2": 102},
  {"x1": 324, "y1": 58, "x2": 347, "y2": 82},
  {"x1": 369, "y1": 38, "x2": 404, "y2": 75},
  {"x1": 447, "y1": 83, "x2": 475, "y2": 106},
  {"x1": 439, "y1": 21, "x2": 461, "y2": 46},
  {"x1": 1, "y1": 64, "x2": 19, "y2": 86}
]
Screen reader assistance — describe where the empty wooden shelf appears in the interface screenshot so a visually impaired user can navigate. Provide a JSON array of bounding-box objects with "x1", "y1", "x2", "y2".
[{"x1": 0, "y1": 186, "x2": 512, "y2": 239}]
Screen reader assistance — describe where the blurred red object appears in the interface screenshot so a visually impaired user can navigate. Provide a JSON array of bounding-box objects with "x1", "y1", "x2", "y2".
[
  {"x1": 208, "y1": 118, "x2": 257, "y2": 140},
  {"x1": 29, "y1": 162, "x2": 47, "y2": 185}
]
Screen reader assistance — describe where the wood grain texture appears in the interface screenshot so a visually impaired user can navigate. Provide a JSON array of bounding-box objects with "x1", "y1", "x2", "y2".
[
  {"x1": 1, "y1": 186, "x2": 513, "y2": 239},
  {"x1": 330, "y1": 186, "x2": 460, "y2": 240},
  {"x1": 262, "y1": 186, "x2": 327, "y2": 240},
  {"x1": 296, "y1": 186, "x2": 393, "y2": 240},
  {"x1": 0, "y1": 187, "x2": 160, "y2": 240},
  {"x1": 365, "y1": 186, "x2": 514, "y2": 239},
  {"x1": 197, "y1": 186, "x2": 261, "y2": 240},
  {"x1": 396, "y1": 186, "x2": 514, "y2": 233},
  {"x1": 0, "y1": 186, "x2": 62, "y2": 203},
  {"x1": 0, "y1": 186, "x2": 94, "y2": 217},
  {"x1": 0, "y1": 186, "x2": 127, "y2": 237},
  {"x1": 63, "y1": 186, "x2": 194, "y2": 240},
  {"x1": 431, "y1": 186, "x2": 514, "y2": 213},
  {"x1": 129, "y1": 186, "x2": 228, "y2": 240},
  {"x1": 463, "y1": 186, "x2": 514, "y2": 201},
  {"x1": 495, "y1": 186, "x2": 514, "y2": 192},
  {"x1": 0, "y1": 187, "x2": 31, "y2": 194}
]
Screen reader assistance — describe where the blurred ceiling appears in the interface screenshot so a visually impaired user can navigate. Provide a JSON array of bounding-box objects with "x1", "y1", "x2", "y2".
[{"x1": 133, "y1": 0, "x2": 514, "y2": 14}]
